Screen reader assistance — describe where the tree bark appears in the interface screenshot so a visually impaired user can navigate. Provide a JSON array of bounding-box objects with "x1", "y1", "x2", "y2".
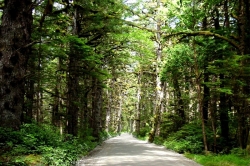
[
  {"x1": 67, "y1": 7, "x2": 80, "y2": 136},
  {"x1": 219, "y1": 74, "x2": 229, "y2": 141},
  {"x1": 210, "y1": 91, "x2": 217, "y2": 153},
  {"x1": 148, "y1": 1, "x2": 164, "y2": 142},
  {"x1": 213, "y1": 5, "x2": 230, "y2": 144},
  {"x1": 202, "y1": 71, "x2": 209, "y2": 123},
  {"x1": 52, "y1": 58, "x2": 62, "y2": 127},
  {"x1": 92, "y1": 78, "x2": 102, "y2": 140},
  {"x1": 24, "y1": 61, "x2": 35, "y2": 123},
  {"x1": 0, "y1": 0, "x2": 33, "y2": 129},
  {"x1": 135, "y1": 69, "x2": 142, "y2": 136},
  {"x1": 236, "y1": 0, "x2": 250, "y2": 149},
  {"x1": 173, "y1": 76, "x2": 185, "y2": 129},
  {"x1": 105, "y1": 89, "x2": 111, "y2": 132},
  {"x1": 67, "y1": 53, "x2": 79, "y2": 136}
]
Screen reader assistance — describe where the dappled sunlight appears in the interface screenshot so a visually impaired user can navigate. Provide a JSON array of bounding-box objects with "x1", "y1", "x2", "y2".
[
  {"x1": 81, "y1": 133, "x2": 201, "y2": 166},
  {"x1": 84, "y1": 155, "x2": 187, "y2": 166}
]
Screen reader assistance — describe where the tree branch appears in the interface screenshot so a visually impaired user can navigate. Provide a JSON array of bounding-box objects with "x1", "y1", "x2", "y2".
[
  {"x1": 164, "y1": 31, "x2": 240, "y2": 50},
  {"x1": 123, "y1": 20, "x2": 157, "y2": 33}
]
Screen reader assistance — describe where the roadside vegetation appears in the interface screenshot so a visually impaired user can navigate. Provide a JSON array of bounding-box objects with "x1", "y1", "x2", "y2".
[
  {"x1": 185, "y1": 153, "x2": 250, "y2": 166},
  {"x1": 0, "y1": 123, "x2": 114, "y2": 166},
  {"x1": 133, "y1": 121, "x2": 250, "y2": 166}
]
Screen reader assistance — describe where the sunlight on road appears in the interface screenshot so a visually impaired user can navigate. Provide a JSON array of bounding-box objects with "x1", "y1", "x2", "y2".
[{"x1": 78, "y1": 133, "x2": 201, "y2": 166}]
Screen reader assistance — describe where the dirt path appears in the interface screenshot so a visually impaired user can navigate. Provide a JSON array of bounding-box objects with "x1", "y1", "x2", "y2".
[{"x1": 77, "y1": 133, "x2": 201, "y2": 166}]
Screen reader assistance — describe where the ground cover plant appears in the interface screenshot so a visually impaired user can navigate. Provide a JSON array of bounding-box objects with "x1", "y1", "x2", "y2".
[
  {"x1": 185, "y1": 153, "x2": 250, "y2": 166},
  {"x1": 0, "y1": 123, "x2": 112, "y2": 166}
]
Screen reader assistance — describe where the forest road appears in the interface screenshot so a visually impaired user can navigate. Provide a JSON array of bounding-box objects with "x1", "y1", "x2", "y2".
[{"x1": 77, "y1": 133, "x2": 201, "y2": 166}]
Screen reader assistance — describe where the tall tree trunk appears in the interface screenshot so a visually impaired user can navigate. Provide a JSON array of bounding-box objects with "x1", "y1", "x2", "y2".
[
  {"x1": 52, "y1": 58, "x2": 62, "y2": 127},
  {"x1": 210, "y1": 91, "x2": 218, "y2": 153},
  {"x1": 24, "y1": 60, "x2": 35, "y2": 123},
  {"x1": 67, "y1": 7, "x2": 80, "y2": 136},
  {"x1": 196, "y1": 76, "x2": 208, "y2": 152},
  {"x1": 148, "y1": 0, "x2": 163, "y2": 143},
  {"x1": 193, "y1": 38, "x2": 208, "y2": 152},
  {"x1": 80, "y1": 76, "x2": 90, "y2": 138},
  {"x1": 92, "y1": 78, "x2": 102, "y2": 140},
  {"x1": 0, "y1": 0, "x2": 33, "y2": 129},
  {"x1": 237, "y1": 0, "x2": 250, "y2": 149},
  {"x1": 173, "y1": 76, "x2": 185, "y2": 130},
  {"x1": 213, "y1": 5, "x2": 230, "y2": 144},
  {"x1": 117, "y1": 88, "x2": 123, "y2": 135},
  {"x1": 219, "y1": 74, "x2": 229, "y2": 141},
  {"x1": 35, "y1": 49, "x2": 43, "y2": 123},
  {"x1": 105, "y1": 88, "x2": 111, "y2": 132},
  {"x1": 135, "y1": 69, "x2": 142, "y2": 136},
  {"x1": 67, "y1": 54, "x2": 79, "y2": 136},
  {"x1": 201, "y1": 16, "x2": 209, "y2": 124},
  {"x1": 203, "y1": 71, "x2": 209, "y2": 123}
]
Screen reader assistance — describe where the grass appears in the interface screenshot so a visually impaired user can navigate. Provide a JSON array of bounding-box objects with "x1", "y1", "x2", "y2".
[{"x1": 185, "y1": 153, "x2": 250, "y2": 166}]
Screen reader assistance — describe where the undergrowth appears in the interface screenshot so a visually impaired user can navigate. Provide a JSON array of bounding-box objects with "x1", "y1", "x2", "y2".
[
  {"x1": 132, "y1": 121, "x2": 250, "y2": 166},
  {"x1": 185, "y1": 153, "x2": 250, "y2": 166},
  {"x1": 0, "y1": 123, "x2": 112, "y2": 166}
]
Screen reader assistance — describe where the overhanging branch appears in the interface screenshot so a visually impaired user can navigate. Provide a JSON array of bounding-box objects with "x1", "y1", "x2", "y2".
[
  {"x1": 164, "y1": 31, "x2": 240, "y2": 50},
  {"x1": 123, "y1": 20, "x2": 157, "y2": 33}
]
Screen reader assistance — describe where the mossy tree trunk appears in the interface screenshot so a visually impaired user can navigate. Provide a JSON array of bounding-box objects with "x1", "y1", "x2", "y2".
[{"x1": 148, "y1": 0, "x2": 163, "y2": 143}]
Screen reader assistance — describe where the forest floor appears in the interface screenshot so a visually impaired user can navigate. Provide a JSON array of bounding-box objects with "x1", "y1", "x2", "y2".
[{"x1": 77, "y1": 133, "x2": 201, "y2": 166}]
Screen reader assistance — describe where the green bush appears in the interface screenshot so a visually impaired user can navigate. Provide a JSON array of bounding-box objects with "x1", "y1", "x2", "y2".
[
  {"x1": 40, "y1": 146, "x2": 75, "y2": 166},
  {"x1": 20, "y1": 123, "x2": 62, "y2": 149},
  {"x1": 154, "y1": 136, "x2": 164, "y2": 145},
  {"x1": 160, "y1": 112, "x2": 181, "y2": 138},
  {"x1": 163, "y1": 121, "x2": 212, "y2": 154},
  {"x1": 164, "y1": 138, "x2": 203, "y2": 154},
  {"x1": 0, "y1": 127, "x2": 23, "y2": 144},
  {"x1": 99, "y1": 130, "x2": 112, "y2": 141},
  {"x1": 0, "y1": 123, "x2": 100, "y2": 165},
  {"x1": 230, "y1": 148, "x2": 248, "y2": 156},
  {"x1": 164, "y1": 139, "x2": 187, "y2": 153},
  {"x1": 139, "y1": 127, "x2": 150, "y2": 137}
]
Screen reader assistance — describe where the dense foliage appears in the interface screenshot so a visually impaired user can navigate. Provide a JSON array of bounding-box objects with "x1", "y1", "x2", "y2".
[
  {"x1": 0, "y1": 0, "x2": 250, "y2": 165},
  {"x1": 0, "y1": 123, "x2": 112, "y2": 165}
]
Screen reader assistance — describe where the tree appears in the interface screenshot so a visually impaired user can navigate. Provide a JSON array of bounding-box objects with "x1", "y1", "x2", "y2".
[
  {"x1": 0, "y1": 0, "x2": 33, "y2": 129},
  {"x1": 67, "y1": 4, "x2": 81, "y2": 136}
]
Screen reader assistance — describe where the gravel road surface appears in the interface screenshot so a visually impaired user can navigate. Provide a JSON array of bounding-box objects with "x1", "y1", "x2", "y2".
[{"x1": 77, "y1": 133, "x2": 201, "y2": 166}]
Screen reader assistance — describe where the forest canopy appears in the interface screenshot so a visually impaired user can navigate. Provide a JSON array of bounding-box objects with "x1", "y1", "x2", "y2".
[{"x1": 0, "y1": 0, "x2": 250, "y2": 165}]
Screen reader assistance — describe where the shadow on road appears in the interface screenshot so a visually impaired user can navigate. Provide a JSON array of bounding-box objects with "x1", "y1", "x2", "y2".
[{"x1": 78, "y1": 133, "x2": 201, "y2": 166}]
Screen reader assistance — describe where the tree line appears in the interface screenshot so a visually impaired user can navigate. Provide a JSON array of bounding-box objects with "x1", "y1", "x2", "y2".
[
  {"x1": 0, "y1": 0, "x2": 129, "y2": 141},
  {"x1": 0, "y1": 0, "x2": 250, "y2": 158},
  {"x1": 128, "y1": 0, "x2": 250, "y2": 153}
]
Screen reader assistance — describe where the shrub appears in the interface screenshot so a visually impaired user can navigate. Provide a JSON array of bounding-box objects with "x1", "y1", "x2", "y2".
[
  {"x1": 163, "y1": 121, "x2": 212, "y2": 154},
  {"x1": 40, "y1": 146, "x2": 76, "y2": 166},
  {"x1": 20, "y1": 123, "x2": 62, "y2": 149},
  {"x1": 139, "y1": 127, "x2": 150, "y2": 137},
  {"x1": 230, "y1": 148, "x2": 248, "y2": 156},
  {"x1": 99, "y1": 130, "x2": 112, "y2": 141},
  {"x1": 0, "y1": 123, "x2": 100, "y2": 165},
  {"x1": 154, "y1": 136, "x2": 164, "y2": 145}
]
